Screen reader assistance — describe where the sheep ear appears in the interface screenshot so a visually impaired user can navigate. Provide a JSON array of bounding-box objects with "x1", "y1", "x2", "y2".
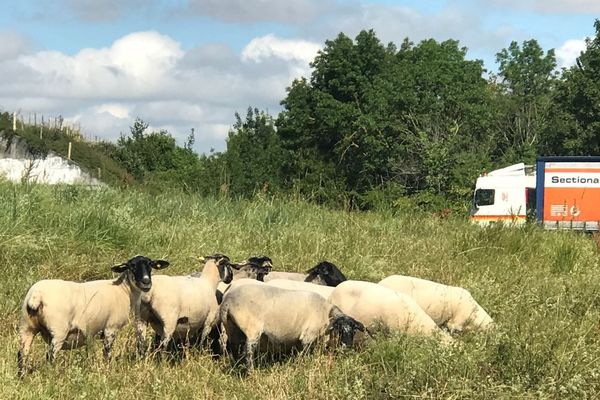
[
  {"x1": 152, "y1": 260, "x2": 170, "y2": 269},
  {"x1": 196, "y1": 256, "x2": 206, "y2": 263},
  {"x1": 111, "y1": 264, "x2": 128, "y2": 273},
  {"x1": 353, "y1": 319, "x2": 365, "y2": 332}
]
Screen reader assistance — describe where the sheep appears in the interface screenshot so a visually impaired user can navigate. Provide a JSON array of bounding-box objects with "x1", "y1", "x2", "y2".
[
  {"x1": 17, "y1": 255, "x2": 169, "y2": 377},
  {"x1": 246, "y1": 257, "x2": 347, "y2": 287},
  {"x1": 328, "y1": 280, "x2": 452, "y2": 343},
  {"x1": 265, "y1": 279, "x2": 335, "y2": 299},
  {"x1": 215, "y1": 260, "x2": 271, "y2": 302},
  {"x1": 378, "y1": 275, "x2": 494, "y2": 333},
  {"x1": 138, "y1": 253, "x2": 233, "y2": 352},
  {"x1": 220, "y1": 283, "x2": 364, "y2": 371}
]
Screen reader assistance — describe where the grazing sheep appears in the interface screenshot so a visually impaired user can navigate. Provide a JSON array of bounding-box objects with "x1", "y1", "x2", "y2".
[
  {"x1": 249, "y1": 257, "x2": 347, "y2": 287},
  {"x1": 139, "y1": 253, "x2": 233, "y2": 351},
  {"x1": 378, "y1": 275, "x2": 494, "y2": 333},
  {"x1": 265, "y1": 279, "x2": 335, "y2": 299},
  {"x1": 17, "y1": 255, "x2": 169, "y2": 376},
  {"x1": 328, "y1": 281, "x2": 452, "y2": 343},
  {"x1": 220, "y1": 283, "x2": 364, "y2": 371}
]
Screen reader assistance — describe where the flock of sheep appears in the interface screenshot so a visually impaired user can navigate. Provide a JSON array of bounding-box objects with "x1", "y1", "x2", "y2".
[{"x1": 17, "y1": 253, "x2": 494, "y2": 376}]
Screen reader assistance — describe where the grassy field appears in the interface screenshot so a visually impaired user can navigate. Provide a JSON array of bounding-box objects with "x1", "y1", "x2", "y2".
[{"x1": 0, "y1": 182, "x2": 599, "y2": 399}]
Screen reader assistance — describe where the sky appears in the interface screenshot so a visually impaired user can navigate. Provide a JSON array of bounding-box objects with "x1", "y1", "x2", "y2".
[{"x1": 0, "y1": 0, "x2": 597, "y2": 153}]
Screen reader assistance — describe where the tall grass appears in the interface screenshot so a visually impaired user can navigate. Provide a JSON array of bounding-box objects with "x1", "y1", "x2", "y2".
[{"x1": 1, "y1": 182, "x2": 599, "y2": 399}]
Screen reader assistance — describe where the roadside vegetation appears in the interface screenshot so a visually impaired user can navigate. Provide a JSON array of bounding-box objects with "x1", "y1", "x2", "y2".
[{"x1": 0, "y1": 182, "x2": 599, "y2": 399}]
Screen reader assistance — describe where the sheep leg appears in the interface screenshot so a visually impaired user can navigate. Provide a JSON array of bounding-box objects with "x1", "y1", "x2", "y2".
[
  {"x1": 47, "y1": 332, "x2": 67, "y2": 364},
  {"x1": 134, "y1": 315, "x2": 148, "y2": 356},
  {"x1": 102, "y1": 330, "x2": 117, "y2": 359},
  {"x1": 300, "y1": 338, "x2": 316, "y2": 355},
  {"x1": 157, "y1": 321, "x2": 176, "y2": 352},
  {"x1": 17, "y1": 327, "x2": 37, "y2": 378},
  {"x1": 245, "y1": 339, "x2": 258, "y2": 372},
  {"x1": 199, "y1": 320, "x2": 215, "y2": 349}
]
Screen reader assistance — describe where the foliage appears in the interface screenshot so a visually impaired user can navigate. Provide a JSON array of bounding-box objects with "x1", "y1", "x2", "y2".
[
  {"x1": 542, "y1": 20, "x2": 600, "y2": 155},
  {"x1": 493, "y1": 40, "x2": 557, "y2": 163},
  {"x1": 276, "y1": 32, "x2": 492, "y2": 209},
  {"x1": 224, "y1": 108, "x2": 282, "y2": 197}
]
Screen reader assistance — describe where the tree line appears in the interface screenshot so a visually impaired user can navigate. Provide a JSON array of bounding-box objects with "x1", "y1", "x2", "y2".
[{"x1": 97, "y1": 21, "x2": 600, "y2": 211}]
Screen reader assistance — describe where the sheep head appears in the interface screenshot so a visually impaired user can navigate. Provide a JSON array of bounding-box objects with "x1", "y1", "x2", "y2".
[
  {"x1": 232, "y1": 256, "x2": 273, "y2": 281},
  {"x1": 305, "y1": 261, "x2": 347, "y2": 287},
  {"x1": 111, "y1": 255, "x2": 170, "y2": 292},
  {"x1": 199, "y1": 253, "x2": 233, "y2": 284},
  {"x1": 326, "y1": 306, "x2": 365, "y2": 347}
]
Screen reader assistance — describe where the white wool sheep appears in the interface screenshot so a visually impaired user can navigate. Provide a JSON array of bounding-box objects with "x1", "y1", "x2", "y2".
[
  {"x1": 265, "y1": 279, "x2": 335, "y2": 299},
  {"x1": 17, "y1": 256, "x2": 169, "y2": 376},
  {"x1": 328, "y1": 280, "x2": 452, "y2": 343},
  {"x1": 378, "y1": 275, "x2": 494, "y2": 333},
  {"x1": 138, "y1": 254, "x2": 233, "y2": 350},
  {"x1": 219, "y1": 283, "x2": 364, "y2": 371}
]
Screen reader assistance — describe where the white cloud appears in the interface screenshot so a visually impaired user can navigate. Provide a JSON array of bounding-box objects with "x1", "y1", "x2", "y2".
[
  {"x1": 0, "y1": 30, "x2": 32, "y2": 60},
  {"x1": 242, "y1": 34, "x2": 321, "y2": 64},
  {"x1": 556, "y1": 38, "x2": 587, "y2": 69},
  {"x1": 490, "y1": 0, "x2": 600, "y2": 13},
  {"x1": 95, "y1": 103, "x2": 131, "y2": 119},
  {"x1": 62, "y1": 0, "x2": 153, "y2": 21},
  {"x1": 15, "y1": 31, "x2": 183, "y2": 99},
  {"x1": 0, "y1": 31, "x2": 312, "y2": 152},
  {"x1": 302, "y1": 3, "x2": 511, "y2": 56},
  {"x1": 181, "y1": 0, "x2": 334, "y2": 24}
]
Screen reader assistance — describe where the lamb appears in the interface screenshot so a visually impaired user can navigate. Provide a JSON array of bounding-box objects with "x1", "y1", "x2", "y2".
[
  {"x1": 246, "y1": 257, "x2": 347, "y2": 287},
  {"x1": 265, "y1": 279, "x2": 335, "y2": 299},
  {"x1": 138, "y1": 253, "x2": 233, "y2": 351},
  {"x1": 378, "y1": 275, "x2": 494, "y2": 333},
  {"x1": 220, "y1": 283, "x2": 364, "y2": 371},
  {"x1": 328, "y1": 280, "x2": 452, "y2": 343},
  {"x1": 17, "y1": 255, "x2": 169, "y2": 377}
]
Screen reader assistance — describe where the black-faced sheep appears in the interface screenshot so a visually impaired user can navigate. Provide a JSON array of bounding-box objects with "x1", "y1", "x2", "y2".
[
  {"x1": 138, "y1": 253, "x2": 233, "y2": 351},
  {"x1": 220, "y1": 283, "x2": 364, "y2": 371},
  {"x1": 378, "y1": 275, "x2": 494, "y2": 333},
  {"x1": 245, "y1": 257, "x2": 347, "y2": 287},
  {"x1": 17, "y1": 255, "x2": 169, "y2": 376}
]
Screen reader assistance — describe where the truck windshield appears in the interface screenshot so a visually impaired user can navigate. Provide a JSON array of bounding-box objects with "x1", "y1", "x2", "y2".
[{"x1": 474, "y1": 189, "x2": 495, "y2": 207}]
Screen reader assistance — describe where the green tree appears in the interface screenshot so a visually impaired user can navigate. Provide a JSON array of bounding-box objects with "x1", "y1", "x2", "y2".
[
  {"x1": 391, "y1": 39, "x2": 492, "y2": 199},
  {"x1": 277, "y1": 31, "x2": 492, "y2": 208},
  {"x1": 114, "y1": 118, "x2": 202, "y2": 190},
  {"x1": 225, "y1": 107, "x2": 282, "y2": 197},
  {"x1": 494, "y1": 39, "x2": 557, "y2": 162},
  {"x1": 542, "y1": 20, "x2": 600, "y2": 155}
]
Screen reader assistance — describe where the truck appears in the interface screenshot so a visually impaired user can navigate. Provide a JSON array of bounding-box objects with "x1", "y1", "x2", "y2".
[{"x1": 470, "y1": 156, "x2": 600, "y2": 231}]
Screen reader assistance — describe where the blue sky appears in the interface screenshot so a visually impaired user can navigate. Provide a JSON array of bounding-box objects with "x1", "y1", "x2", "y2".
[{"x1": 0, "y1": 0, "x2": 598, "y2": 152}]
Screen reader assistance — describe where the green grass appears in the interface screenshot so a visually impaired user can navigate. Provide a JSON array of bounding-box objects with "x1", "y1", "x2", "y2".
[{"x1": 1, "y1": 182, "x2": 599, "y2": 399}]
